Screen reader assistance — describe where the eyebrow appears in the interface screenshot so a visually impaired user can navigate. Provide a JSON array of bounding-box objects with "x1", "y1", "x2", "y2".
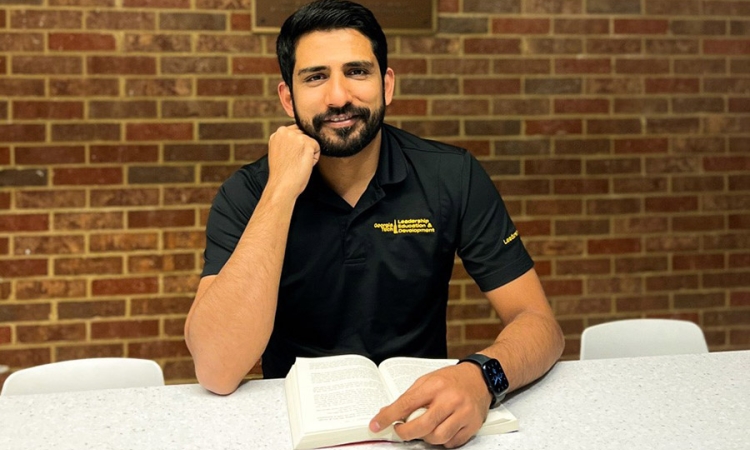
[{"x1": 296, "y1": 60, "x2": 375, "y2": 77}]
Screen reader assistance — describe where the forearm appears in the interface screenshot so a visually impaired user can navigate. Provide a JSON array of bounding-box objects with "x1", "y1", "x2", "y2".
[
  {"x1": 185, "y1": 189, "x2": 296, "y2": 394},
  {"x1": 481, "y1": 310, "x2": 564, "y2": 392}
]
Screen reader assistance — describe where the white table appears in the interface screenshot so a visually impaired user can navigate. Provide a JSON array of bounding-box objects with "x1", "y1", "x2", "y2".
[{"x1": 1, "y1": 351, "x2": 749, "y2": 450}]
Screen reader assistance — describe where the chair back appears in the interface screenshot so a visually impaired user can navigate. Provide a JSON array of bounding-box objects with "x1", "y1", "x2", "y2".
[
  {"x1": 0, "y1": 357, "x2": 164, "y2": 396},
  {"x1": 580, "y1": 318, "x2": 708, "y2": 360}
]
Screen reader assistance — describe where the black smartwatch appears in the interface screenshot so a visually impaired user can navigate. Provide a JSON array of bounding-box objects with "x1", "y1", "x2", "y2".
[{"x1": 457, "y1": 353, "x2": 509, "y2": 408}]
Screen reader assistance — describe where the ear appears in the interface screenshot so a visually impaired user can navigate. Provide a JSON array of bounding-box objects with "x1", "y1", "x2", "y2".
[
  {"x1": 278, "y1": 81, "x2": 295, "y2": 118},
  {"x1": 383, "y1": 68, "x2": 395, "y2": 106}
]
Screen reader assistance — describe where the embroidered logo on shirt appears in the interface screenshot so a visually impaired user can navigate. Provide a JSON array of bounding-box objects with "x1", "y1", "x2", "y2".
[
  {"x1": 374, "y1": 218, "x2": 435, "y2": 234},
  {"x1": 503, "y1": 230, "x2": 519, "y2": 245}
]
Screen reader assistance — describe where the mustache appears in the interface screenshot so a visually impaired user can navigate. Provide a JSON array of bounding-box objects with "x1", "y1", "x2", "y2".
[{"x1": 311, "y1": 104, "x2": 371, "y2": 131}]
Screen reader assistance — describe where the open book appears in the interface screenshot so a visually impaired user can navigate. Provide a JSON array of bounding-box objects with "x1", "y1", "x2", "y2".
[{"x1": 284, "y1": 354, "x2": 518, "y2": 450}]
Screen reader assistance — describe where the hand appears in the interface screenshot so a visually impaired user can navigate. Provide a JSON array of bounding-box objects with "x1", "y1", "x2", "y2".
[
  {"x1": 370, "y1": 363, "x2": 491, "y2": 448},
  {"x1": 267, "y1": 125, "x2": 320, "y2": 197}
]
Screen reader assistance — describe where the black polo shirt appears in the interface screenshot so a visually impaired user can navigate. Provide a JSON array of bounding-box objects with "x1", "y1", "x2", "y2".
[{"x1": 202, "y1": 124, "x2": 534, "y2": 378}]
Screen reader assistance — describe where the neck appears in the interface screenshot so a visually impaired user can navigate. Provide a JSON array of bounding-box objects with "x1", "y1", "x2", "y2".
[{"x1": 317, "y1": 131, "x2": 382, "y2": 207}]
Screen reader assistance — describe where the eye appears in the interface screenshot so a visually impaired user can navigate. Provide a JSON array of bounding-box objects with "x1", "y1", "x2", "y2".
[
  {"x1": 348, "y1": 68, "x2": 370, "y2": 77},
  {"x1": 304, "y1": 73, "x2": 326, "y2": 83}
]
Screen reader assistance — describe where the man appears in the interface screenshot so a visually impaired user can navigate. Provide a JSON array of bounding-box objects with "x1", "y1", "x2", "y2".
[{"x1": 185, "y1": 0, "x2": 564, "y2": 447}]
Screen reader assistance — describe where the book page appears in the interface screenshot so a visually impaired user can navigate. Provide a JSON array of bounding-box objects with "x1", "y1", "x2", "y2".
[{"x1": 295, "y1": 355, "x2": 391, "y2": 429}]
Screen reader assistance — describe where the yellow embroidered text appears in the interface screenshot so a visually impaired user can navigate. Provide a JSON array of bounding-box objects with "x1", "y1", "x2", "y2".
[{"x1": 374, "y1": 218, "x2": 435, "y2": 234}]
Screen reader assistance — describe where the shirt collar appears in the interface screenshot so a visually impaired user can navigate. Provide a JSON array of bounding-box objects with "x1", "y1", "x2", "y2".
[{"x1": 375, "y1": 123, "x2": 408, "y2": 187}]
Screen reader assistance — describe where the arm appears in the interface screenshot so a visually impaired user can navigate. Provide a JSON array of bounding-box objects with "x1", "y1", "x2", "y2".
[
  {"x1": 370, "y1": 268, "x2": 564, "y2": 448},
  {"x1": 184, "y1": 125, "x2": 320, "y2": 395}
]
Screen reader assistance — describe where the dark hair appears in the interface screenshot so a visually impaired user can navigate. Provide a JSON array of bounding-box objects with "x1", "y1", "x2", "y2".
[{"x1": 276, "y1": 0, "x2": 388, "y2": 89}]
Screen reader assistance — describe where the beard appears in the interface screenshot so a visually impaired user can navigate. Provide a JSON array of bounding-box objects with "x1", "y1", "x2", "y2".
[{"x1": 293, "y1": 101, "x2": 386, "y2": 158}]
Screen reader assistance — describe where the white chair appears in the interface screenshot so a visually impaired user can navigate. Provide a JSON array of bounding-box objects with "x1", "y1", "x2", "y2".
[
  {"x1": 580, "y1": 318, "x2": 709, "y2": 360},
  {"x1": 0, "y1": 357, "x2": 164, "y2": 396}
]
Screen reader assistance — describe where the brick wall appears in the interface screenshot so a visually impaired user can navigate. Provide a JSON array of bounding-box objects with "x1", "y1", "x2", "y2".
[{"x1": 0, "y1": 0, "x2": 749, "y2": 387}]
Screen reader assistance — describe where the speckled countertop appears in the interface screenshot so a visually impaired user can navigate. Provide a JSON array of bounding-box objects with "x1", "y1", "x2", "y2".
[{"x1": 1, "y1": 351, "x2": 748, "y2": 450}]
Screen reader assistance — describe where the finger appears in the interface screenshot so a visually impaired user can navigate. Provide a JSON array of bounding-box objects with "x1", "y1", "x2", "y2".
[
  {"x1": 369, "y1": 389, "x2": 431, "y2": 434},
  {"x1": 393, "y1": 404, "x2": 452, "y2": 442},
  {"x1": 422, "y1": 415, "x2": 465, "y2": 446},
  {"x1": 443, "y1": 425, "x2": 476, "y2": 449}
]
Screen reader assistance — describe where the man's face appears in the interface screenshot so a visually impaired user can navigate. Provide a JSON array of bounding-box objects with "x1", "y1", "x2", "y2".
[{"x1": 279, "y1": 29, "x2": 394, "y2": 157}]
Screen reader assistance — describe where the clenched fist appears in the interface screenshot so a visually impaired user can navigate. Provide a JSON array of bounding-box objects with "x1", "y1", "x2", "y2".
[{"x1": 267, "y1": 125, "x2": 320, "y2": 198}]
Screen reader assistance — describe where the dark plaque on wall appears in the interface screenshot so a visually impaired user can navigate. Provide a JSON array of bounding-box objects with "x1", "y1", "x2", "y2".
[{"x1": 254, "y1": 0, "x2": 436, "y2": 34}]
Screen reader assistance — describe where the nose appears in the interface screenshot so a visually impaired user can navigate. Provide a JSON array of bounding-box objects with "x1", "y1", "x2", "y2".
[{"x1": 324, "y1": 73, "x2": 352, "y2": 107}]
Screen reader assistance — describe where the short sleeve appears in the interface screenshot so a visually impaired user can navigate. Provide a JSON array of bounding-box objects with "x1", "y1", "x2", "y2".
[
  {"x1": 201, "y1": 165, "x2": 267, "y2": 277},
  {"x1": 456, "y1": 153, "x2": 534, "y2": 292}
]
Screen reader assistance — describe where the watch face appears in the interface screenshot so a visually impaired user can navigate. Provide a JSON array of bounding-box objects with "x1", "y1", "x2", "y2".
[{"x1": 483, "y1": 359, "x2": 509, "y2": 394}]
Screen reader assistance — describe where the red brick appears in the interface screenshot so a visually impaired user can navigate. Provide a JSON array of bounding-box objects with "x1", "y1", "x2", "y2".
[
  {"x1": 645, "y1": 0, "x2": 701, "y2": 15},
  {"x1": 16, "y1": 279, "x2": 86, "y2": 300},
  {"x1": 0, "y1": 124, "x2": 45, "y2": 142},
  {"x1": 90, "y1": 188, "x2": 159, "y2": 207},
  {"x1": 554, "y1": 139, "x2": 610, "y2": 155},
  {"x1": 128, "y1": 209, "x2": 194, "y2": 228},
  {"x1": 401, "y1": 79, "x2": 459, "y2": 95},
  {"x1": 432, "y1": 59, "x2": 490, "y2": 75},
  {"x1": 197, "y1": 78, "x2": 262, "y2": 96},
  {"x1": 49, "y1": 33, "x2": 115, "y2": 51},
  {"x1": 124, "y1": 0, "x2": 190, "y2": 7},
  {"x1": 587, "y1": 78, "x2": 642, "y2": 94},
  {"x1": 588, "y1": 238, "x2": 641, "y2": 255},
  {"x1": 671, "y1": 20, "x2": 727, "y2": 35},
  {"x1": 54, "y1": 212, "x2": 123, "y2": 230},
  {"x1": 0, "y1": 348, "x2": 50, "y2": 367},
  {"x1": 58, "y1": 300, "x2": 125, "y2": 320},
  {"x1": 86, "y1": 11, "x2": 155, "y2": 30},
  {"x1": 464, "y1": 79, "x2": 520, "y2": 95},
  {"x1": 525, "y1": 158, "x2": 581, "y2": 175},
  {"x1": 163, "y1": 231, "x2": 205, "y2": 249},
  {"x1": 614, "y1": 177, "x2": 667, "y2": 193},
  {"x1": 198, "y1": 122, "x2": 263, "y2": 140},
  {"x1": 231, "y1": 13, "x2": 251, "y2": 31},
  {"x1": 615, "y1": 58, "x2": 670, "y2": 74},
  {"x1": 90, "y1": 145, "x2": 159, "y2": 163},
  {"x1": 554, "y1": 179, "x2": 609, "y2": 194},
  {"x1": 673, "y1": 254, "x2": 726, "y2": 271},
  {"x1": 162, "y1": 57, "x2": 228, "y2": 74},
  {"x1": 91, "y1": 320, "x2": 159, "y2": 339},
  {"x1": 164, "y1": 144, "x2": 229, "y2": 162},
  {"x1": 129, "y1": 254, "x2": 195, "y2": 273},
  {"x1": 555, "y1": 58, "x2": 611, "y2": 74},
  {"x1": 673, "y1": 214, "x2": 725, "y2": 232},
  {"x1": 614, "y1": 19, "x2": 668, "y2": 34},
  {"x1": 125, "y1": 78, "x2": 192, "y2": 96},
  {"x1": 387, "y1": 99, "x2": 429, "y2": 116},
  {"x1": 465, "y1": 38, "x2": 521, "y2": 54},
  {"x1": 555, "y1": 99, "x2": 609, "y2": 114},
  {"x1": 0, "y1": 32, "x2": 44, "y2": 51},
  {"x1": 17, "y1": 324, "x2": 86, "y2": 343},
  {"x1": 15, "y1": 145, "x2": 85, "y2": 164},
  {"x1": 128, "y1": 340, "x2": 190, "y2": 359},
  {"x1": 92, "y1": 277, "x2": 158, "y2": 296},
  {"x1": 492, "y1": 18, "x2": 549, "y2": 34},
  {"x1": 704, "y1": 1, "x2": 750, "y2": 15},
  {"x1": 646, "y1": 39, "x2": 699, "y2": 55},
  {"x1": 50, "y1": 78, "x2": 119, "y2": 96},
  {"x1": 587, "y1": 39, "x2": 641, "y2": 54},
  {"x1": 13, "y1": 235, "x2": 85, "y2": 255},
  {"x1": 554, "y1": 18, "x2": 609, "y2": 34},
  {"x1": 89, "y1": 233, "x2": 158, "y2": 252},
  {"x1": 88, "y1": 56, "x2": 156, "y2": 75},
  {"x1": 0, "y1": 214, "x2": 49, "y2": 232},
  {"x1": 56, "y1": 344, "x2": 124, "y2": 361},
  {"x1": 199, "y1": 35, "x2": 261, "y2": 53},
  {"x1": 647, "y1": 118, "x2": 700, "y2": 134},
  {"x1": 527, "y1": 199, "x2": 582, "y2": 216},
  {"x1": 646, "y1": 195, "x2": 699, "y2": 213},
  {"x1": 160, "y1": 12, "x2": 225, "y2": 30},
  {"x1": 527, "y1": 38, "x2": 582, "y2": 54},
  {"x1": 494, "y1": 58, "x2": 550, "y2": 74},
  {"x1": 0, "y1": 80, "x2": 38, "y2": 98},
  {"x1": 10, "y1": 10, "x2": 82, "y2": 29},
  {"x1": 0, "y1": 259, "x2": 47, "y2": 277},
  {"x1": 675, "y1": 59, "x2": 727, "y2": 75},
  {"x1": 615, "y1": 295, "x2": 669, "y2": 312},
  {"x1": 89, "y1": 101, "x2": 157, "y2": 119},
  {"x1": 126, "y1": 123, "x2": 193, "y2": 141},
  {"x1": 615, "y1": 138, "x2": 669, "y2": 154},
  {"x1": 55, "y1": 256, "x2": 123, "y2": 275},
  {"x1": 493, "y1": 99, "x2": 550, "y2": 116},
  {"x1": 162, "y1": 100, "x2": 227, "y2": 118},
  {"x1": 124, "y1": 34, "x2": 191, "y2": 52},
  {"x1": 51, "y1": 123, "x2": 120, "y2": 142},
  {"x1": 588, "y1": 119, "x2": 642, "y2": 135},
  {"x1": 705, "y1": 40, "x2": 750, "y2": 55},
  {"x1": 645, "y1": 78, "x2": 700, "y2": 93},
  {"x1": 128, "y1": 166, "x2": 194, "y2": 184},
  {"x1": 53, "y1": 167, "x2": 123, "y2": 186},
  {"x1": 13, "y1": 101, "x2": 83, "y2": 120},
  {"x1": 526, "y1": 78, "x2": 582, "y2": 94},
  {"x1": 12, "y1": 56, "x2": 82, "y2": 74},
  {"x1": 704, "y1": 77, "x2": 750, "y2": 93},
  {"x1": 614, "y1": 97, "x2": 669, "y2": 114}
]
